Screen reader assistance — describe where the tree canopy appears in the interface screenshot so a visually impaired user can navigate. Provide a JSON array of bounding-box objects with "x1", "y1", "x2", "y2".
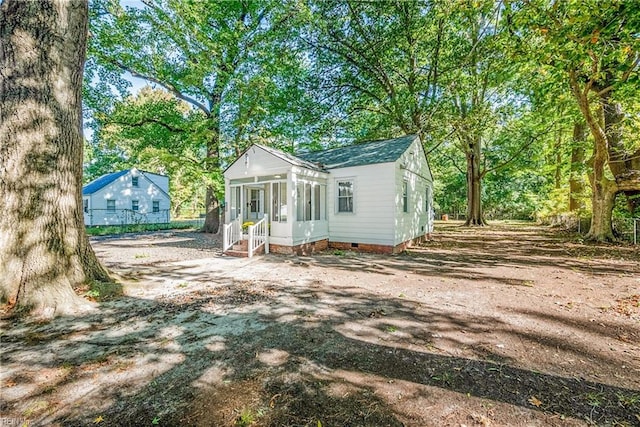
[{"x1": 85, "y1": 0, "x2": 640, "y2": 240}]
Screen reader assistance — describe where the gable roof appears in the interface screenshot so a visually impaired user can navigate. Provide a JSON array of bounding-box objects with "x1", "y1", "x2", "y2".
[
  {"x1": 298, "y1": 135, "x2": 418, "y2": 169},
  {"x1": 255, "y1": 144, "x2": 325, "y2": 172},
  {"x1": 82, "y1": 169, "x2": 170, "y2": 198},
  {"x1": 82, "y1": 170, "x2": 129, "y2": 195}
]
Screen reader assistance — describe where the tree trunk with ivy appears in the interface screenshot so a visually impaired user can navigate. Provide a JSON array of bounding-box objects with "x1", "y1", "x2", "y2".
[{"x1": 0, "y1": 0, "x2": 110, "y2": 317}]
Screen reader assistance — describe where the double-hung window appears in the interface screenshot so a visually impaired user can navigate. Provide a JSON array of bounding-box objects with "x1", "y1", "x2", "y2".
[
  {"x1": 132, "y1": 176, "x2": 139, "y2": 187},
  {"x1": 152, "y1": 200, "x2": 160, "y2": 213},
  {"x1": 337, "y1": 180, "x2": 354, "y2": 213},
  {"x1": 107, "y1": 200, "x2": 116, "y2": 213},
  {"x1": 402, "y1": 180, "x2": 408, "y2": 213},
  {"x1": 132, "y1": 200, "x2": 139, "y2": 211}
]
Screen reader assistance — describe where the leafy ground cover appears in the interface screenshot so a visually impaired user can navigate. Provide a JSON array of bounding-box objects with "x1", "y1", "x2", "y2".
[{"x1": 1, "y1": 222, "x2": 639, "y2": 426}]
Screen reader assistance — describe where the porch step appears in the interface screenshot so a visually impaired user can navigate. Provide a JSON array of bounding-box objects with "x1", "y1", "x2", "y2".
[
  {"x1": 225, "y1": 249, "x2": 249, "y2": 258},
  {"x1": 224, "y1": 243, "x2": 265, "y2": 258},
  {"x1": 232, "y1": 240, "x2": 249, "y2": 251}
]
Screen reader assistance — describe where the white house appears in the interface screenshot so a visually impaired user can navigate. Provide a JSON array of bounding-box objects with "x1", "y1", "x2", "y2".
[
  {"x1": 223, "y1": 135, "x2": 433, "y2": 256},
  {"x1": 82, "y1": 168, "x2": 170, "y2": 226}
]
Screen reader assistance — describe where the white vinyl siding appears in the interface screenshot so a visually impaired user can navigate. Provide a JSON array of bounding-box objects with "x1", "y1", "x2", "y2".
[
  {"x1": 327, "y1": 165, "x2": 396, "y2": 245},
  {"x1": 394, "y1": 138, "x2": 432, "y2": 245},
  {"x1": 84, "y1": 169, "x2": 170, "y2": 226},
  {"x1": 225, "y1": 145, "x2": 293, "y2": 181}
]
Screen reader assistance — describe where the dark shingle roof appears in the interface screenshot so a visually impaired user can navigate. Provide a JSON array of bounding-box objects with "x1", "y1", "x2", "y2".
[
  {"x1": 298, "y1": 135, "x2": 418, "y2": 169},
  {"x1": 82, "y1": 170, "x2": 129, "y2": 195}
]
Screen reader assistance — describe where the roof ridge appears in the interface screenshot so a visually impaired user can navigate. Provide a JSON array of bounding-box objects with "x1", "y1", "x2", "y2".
[{"x1": 298, "y1": 134, "x2": 417, "y2": 156}]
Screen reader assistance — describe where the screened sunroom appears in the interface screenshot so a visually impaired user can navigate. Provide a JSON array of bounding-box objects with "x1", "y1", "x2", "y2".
[{"x1": 223, "y1": 144, "x2": 330, "y2": 256}]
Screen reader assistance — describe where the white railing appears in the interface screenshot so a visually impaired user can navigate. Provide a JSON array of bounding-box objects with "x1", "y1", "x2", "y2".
[
  {"x1": 223, "y1": 217, "x2": 242, "y2": 251},
  {"x1": 248, "y1": 213, "x2": 269, "y2": 257}
]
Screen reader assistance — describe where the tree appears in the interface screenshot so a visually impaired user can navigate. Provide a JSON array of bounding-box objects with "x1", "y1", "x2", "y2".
[
  {"x1": 302, "y1": 0, "x2": 450, "y2": 144},
  {"x1": 89, "y1": 0, "x2": 296, "y2": 233},
  {"x1": 0, "y1": 0, "x2": 110, "y2": 317},
  {"x1": 87, "y1": 87, "x2": 207, "y2": 217},
  {"x1": 512, "y1": 1, "x2": 640, "y2": 241},
  {"x1": 443, "y1": 0, "x2": 513, "y2": 225}
]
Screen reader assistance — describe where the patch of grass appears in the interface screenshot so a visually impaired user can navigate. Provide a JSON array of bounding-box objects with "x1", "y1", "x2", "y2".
[
  {"x1": 585, "y1": 392, "x2": 605, "y2": 408},
  {"x1": 332, "y1": 250, "x2": 345, "y2": 256},
  {"x1": 23, "y1": 400, "x2": 49, "y2": 418},
  {"x1": 385, "y1": 325, "x2": 398, "y2": 333},
  {"x1": 133, "y1": 253, "x2": 149, "y2": 259},
  {"x1": 432, "y1": 371, "x2": 453, "y2": 385},
  {"x1": 83, "y1": 281, "x2": 123, "y2": 302},
  {"x1": 85, "y1": 221, "x2": 199, "y2": 236},
  {"x1": 616, "y1": 392, "x2": 640, "y2": 407},
  {"x1": 236, "y1": 406, "x2": 266, "y2": 426}
]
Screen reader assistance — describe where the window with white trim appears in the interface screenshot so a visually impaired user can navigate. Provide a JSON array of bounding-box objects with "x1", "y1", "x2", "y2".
[
  {"x1": 402, "y1": 180, "x2": 408, "y2": 213},
  {"x1": 271, "y1": 182, "x2": 287, "y2": 222},
  {"x1": 230, "y1": 186, "x2": 241, "y2": 220},
  {"x1": 337, "y1": 180, "x2": 353, "y2": 213},
  {"x1": 132, "y1": 200, "x2": 139, "y2": 211},
  {"x1": 425, "y1": 186, "x2": 431, "y2": 212},
  {"x1": 83, "y1": 199, "x2": 88, "y2": 213},
  {"x1": 107, "y1": 199, "x2": 116, "y2": 212},
  {"x1": 152, "y1": 200, "x2": 160, "y2": 213},
  {"x1": 296, "y1": 181, "x2": 325, "y2": 222},
  {"x1": 132, "y1": 176, "x2": 139, "y2": 187}
]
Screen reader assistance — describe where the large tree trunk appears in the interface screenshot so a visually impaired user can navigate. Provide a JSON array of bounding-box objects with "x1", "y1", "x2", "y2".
[
  {"x1": 465, "y1": 139, "x2": 485, "y2": 226},
  {"x1": 569, "y1": 122, "x2": 587, "y2": 211},
  {"x1": 569, "y1": 71, "x2": 618, "y2": 241},
  {"x1": 201, "y1": 103, "x2": 221, "y2": 234},
  {"x1": 587, "y1": 179, "x2": 617, "y2": 241},
  {"x1": 0, "y1": 0, "x2": 110, "y2": 317}
]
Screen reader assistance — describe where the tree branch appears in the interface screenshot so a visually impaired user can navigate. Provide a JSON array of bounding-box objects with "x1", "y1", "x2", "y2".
[
  {"x1": 107, "y1": 118, "x2": 186, "y2": 133},
  {"x1": 107, "y1": 59, "x2": 211, "y2": 116},
  {"x1": 482, "y1": 124, "x2": 555, "y2": 178}
]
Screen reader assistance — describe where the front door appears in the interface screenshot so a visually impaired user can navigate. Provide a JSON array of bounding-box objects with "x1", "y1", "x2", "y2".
[{"x1": 247, "y1": 188, "x2": 264, "y2": 221}]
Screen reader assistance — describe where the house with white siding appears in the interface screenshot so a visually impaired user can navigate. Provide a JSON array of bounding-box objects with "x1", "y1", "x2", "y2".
[
  {"x1": 82, "y1": 168, "x2": 170, "y2": 226},
  {"x1": 223, "y1": 135, "x2": 433, "y2": 256}
]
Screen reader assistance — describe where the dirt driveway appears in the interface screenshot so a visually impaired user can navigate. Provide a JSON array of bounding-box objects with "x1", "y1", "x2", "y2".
[{"x1": 1, "y1": 222, "x2": 639, "y2": 426}]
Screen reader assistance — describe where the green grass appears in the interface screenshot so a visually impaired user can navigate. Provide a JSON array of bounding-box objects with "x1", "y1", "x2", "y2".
[{"x1": 85, "y1": 220, "x2": 201, "y2": 236}]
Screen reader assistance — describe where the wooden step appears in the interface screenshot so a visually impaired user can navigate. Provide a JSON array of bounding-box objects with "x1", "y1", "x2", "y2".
[
  {"x1": 232, "y1": 240, "x2": 248, "y2": 251},
  {"x1": 224, "y1": 249, "x2": 249, "y2": 257},
  {"x1": 224, "y1": 242, "x2": 265, "y2": 258}
]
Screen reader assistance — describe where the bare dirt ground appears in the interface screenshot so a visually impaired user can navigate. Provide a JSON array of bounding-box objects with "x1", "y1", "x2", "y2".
[{"x1": 1, "y1": 221, "x2": 639, "y2": 426}]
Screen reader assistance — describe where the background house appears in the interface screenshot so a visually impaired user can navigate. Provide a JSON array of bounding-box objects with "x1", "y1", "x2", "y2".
[
  {"x1": 82, "y1": 168, "x2": 170, "y2": 226},
  {"x1": 223, "y1": 135, "x2": 433, "y2": 255}
]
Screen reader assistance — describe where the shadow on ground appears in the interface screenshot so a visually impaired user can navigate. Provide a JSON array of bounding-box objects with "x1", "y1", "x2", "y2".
[{"x1": 2, "y1": 278, "x2": 639, "y2": 426}]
